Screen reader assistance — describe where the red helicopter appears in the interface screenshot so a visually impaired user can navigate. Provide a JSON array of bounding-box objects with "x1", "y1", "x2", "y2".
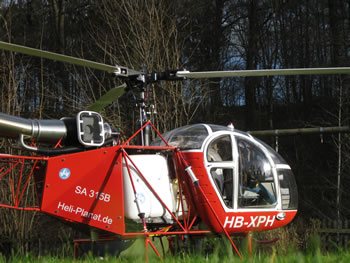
[{"x1": 0, "y1": 41, "x2": 349, "y2": 258}]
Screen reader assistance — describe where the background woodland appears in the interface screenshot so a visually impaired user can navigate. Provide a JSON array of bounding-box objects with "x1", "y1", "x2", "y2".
[{"x1": 0, "y1": 0, "x2": 350, "y2": 252}]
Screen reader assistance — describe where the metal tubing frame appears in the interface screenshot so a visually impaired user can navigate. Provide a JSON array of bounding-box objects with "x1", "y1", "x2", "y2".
[
  {"x1": 122, "y1": 149, "x2": 187, "y2": 232},
  {"x1": 123, "y1": 121, "x2": 170, "y2": 147},
  {"x1": 0, "y1": 155, "x2": 45, "y2": 210},
  {"x1": 117, "y1": 122, "x2": 217, "y2": 259},
  {"x1": 1, "y1": 122, "x2": 245, "y2": 258},
  {"x1": 121, "y1": 122, "x2": 244, "y2": 259}
]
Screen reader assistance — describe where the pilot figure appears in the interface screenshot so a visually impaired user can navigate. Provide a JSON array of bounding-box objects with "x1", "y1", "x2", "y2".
[{"x1": 244, "y1": 165, "x2": 276, "y2": 204}]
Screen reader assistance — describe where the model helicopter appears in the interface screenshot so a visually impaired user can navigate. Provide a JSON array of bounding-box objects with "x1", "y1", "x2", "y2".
[{"x1": 1, "y1": 41, "x2": 350, "y2": 258}]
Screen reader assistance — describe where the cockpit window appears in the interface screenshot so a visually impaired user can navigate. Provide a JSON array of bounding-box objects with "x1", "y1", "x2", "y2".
[
  {"x1": 151, "y1": 124, "x2": 208, "y2": 149},
  {"x1": 207, "y1": 124, "x2": 232, "y2": 133},
  {"x1": 207, "y1": 135, "x2": 233, "y2": 162},
  {"x1": 206, "y1": 135, "x2": 234, "y2": 208},
  {"x1": 237, "y1": 137, "x2": 277, "y2": 208},
  {"x1": 278, "y1": 168, "x2": 298, "y2": 210},
  {"x1": 254, "y1": 138, "x2": 288, "y2": 165},
  {"x1": 210, "y1": 167, "x2": 233, "y2": 208}
]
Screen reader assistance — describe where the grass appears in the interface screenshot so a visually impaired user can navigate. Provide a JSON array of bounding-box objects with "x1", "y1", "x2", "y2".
[
  {"x1": 2, "y1": 249, "x2": 350, "y2": 263},
  {"x1": 0, "y1": 221, "x2": 347, "y2": 263},
  {"x1": 2, "y1": 236, "x2": 350, "y2": 263}
]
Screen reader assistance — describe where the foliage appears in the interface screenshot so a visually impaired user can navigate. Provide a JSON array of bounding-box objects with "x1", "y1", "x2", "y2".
[
  {"x1": 1, "y1": 0, "x2": 350, "y2": 254},
  {"x1": 2, "y1": 239, "x2": 350, "y2": 263}
]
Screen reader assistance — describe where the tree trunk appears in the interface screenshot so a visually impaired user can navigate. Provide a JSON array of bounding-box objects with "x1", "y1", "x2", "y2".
[{"x1": 244, "y1": 0, "x2": 259, "y2": 129}]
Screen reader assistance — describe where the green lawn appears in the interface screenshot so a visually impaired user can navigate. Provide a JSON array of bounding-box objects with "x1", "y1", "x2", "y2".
[
  {"x1": 2, "y1": 250, "x2": 350, "y2": 263},
  {"x1": 2, "y1": 238, "x2": 350, "y2": 263}
]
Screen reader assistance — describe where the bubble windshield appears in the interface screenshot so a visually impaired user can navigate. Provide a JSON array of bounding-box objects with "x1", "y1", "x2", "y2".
[
  {"x1": 151, "y1": 124, "x2": 209, "y2": 149},
  {"x1": 152, "y1": 124, "x2": 235, "y2": 149},
  {"x1": 254, "y1": 137, "x2": 288, "y2": 165}
]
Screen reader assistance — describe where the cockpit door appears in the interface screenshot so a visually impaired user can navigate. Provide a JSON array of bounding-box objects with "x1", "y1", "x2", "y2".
[
  {"x1": 205, "y1": 132, "x2": 280, "y2": 211},
  {"x1": 235, "y1": 135, "x2": 278, "y2": 209},
  {"x1": 204, "y1": 133, "x2": 236, "y2": 209}
]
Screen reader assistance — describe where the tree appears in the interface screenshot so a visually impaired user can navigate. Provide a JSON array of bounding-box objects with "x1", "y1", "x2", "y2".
[{"x1": 87, "y1": 0, "x2": 204, "y2": 134}]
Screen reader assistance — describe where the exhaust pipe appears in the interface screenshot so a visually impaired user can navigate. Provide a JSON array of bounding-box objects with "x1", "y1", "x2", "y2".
[
  {"x1": 0, "y1": 111, "x2": 111, "y2": 152},
  {"x1": 0, "y1": 112, "x2": 73, "y2": 143}
]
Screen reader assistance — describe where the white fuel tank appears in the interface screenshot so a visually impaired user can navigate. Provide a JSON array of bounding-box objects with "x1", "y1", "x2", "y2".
[{"x1": 123, "y1": 154, "x2": 175, "y2": 220}]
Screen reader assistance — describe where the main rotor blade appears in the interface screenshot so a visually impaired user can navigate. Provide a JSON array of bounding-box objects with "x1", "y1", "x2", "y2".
[
  {"x1": 87, "y1": 83, "x2": 127, "y2": 112},
  {"x1": 176, "y1": 68, "x2": 350, "y2": 79},
  {"x1": 0, "y1": 41, "x2": 142, "y2": 76},
  {"x1": 249, "y1": 126, "x2": 350, "y2": 136}
]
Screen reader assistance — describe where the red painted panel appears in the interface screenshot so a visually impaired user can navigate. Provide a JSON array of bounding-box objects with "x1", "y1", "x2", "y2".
[
  {"x1": 206, "y1": 209, "x2": 297, "y2": 233},
  {"x1": 40, "y1": 146, "x2": 125, "y2": 235}
]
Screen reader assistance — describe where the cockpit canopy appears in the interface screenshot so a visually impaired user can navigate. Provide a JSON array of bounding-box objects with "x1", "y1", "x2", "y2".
[
  {"x1": 152, "y1": 124, "x2": 235, "y2": 150},
  {"x1": 152, "y1": 124, "x2": 298, "y2": 211}
]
